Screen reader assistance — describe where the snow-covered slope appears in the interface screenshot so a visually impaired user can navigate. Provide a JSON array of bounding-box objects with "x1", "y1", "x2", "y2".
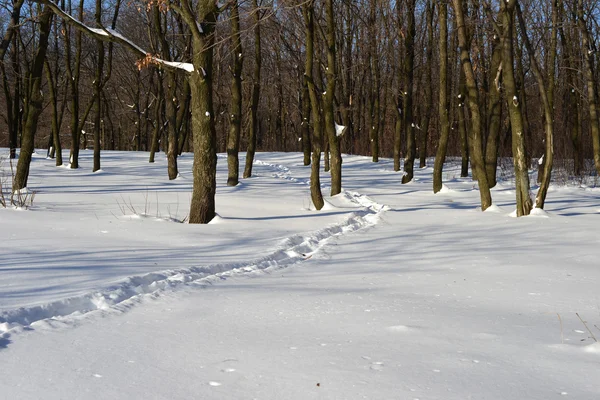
[{"x1": 1, "y1": 150, "x2": 599, "y2": 399}]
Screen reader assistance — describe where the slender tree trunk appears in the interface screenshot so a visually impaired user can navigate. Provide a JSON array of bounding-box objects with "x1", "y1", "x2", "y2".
[
  {"x1": 458, "y1": 69, "x2": 469, "y2": 177},
  {"x1": 13, "y1": 6, "x2": 53, "y2": 191},
  {"x1": 324, "y1": 0, "x2": 341, "y2": 195},
  {"x1": 227, "y1": 0, "x2": 243, "y2": 186},
  {"x1": 303, "y1": 0, "x2": 324, "y2": 210},
  {"x1": 501, "y1": 1, "x2": 532, "y2": 216},
  {"x1": 452, "y1": 0, "x2": 492, "y2": 210},
  {"x1": 433, "y1": 1, "x2": 449, "y2": 194},
  {"x1": 368, "y1": 0, "x2": 380, "y2": 163},
  {"x1": 92, "y1": 0, "x2": 104, "y2": 172},
  {"x1": 1, "y1": 0, "x2": 25, "y2": 161},
  {"x1": 393, "y1": 1, "x2": 403, "y2": 172},
  {"x1": 301, "y1": 73, "x2": 311, "y2": 166},
  {"x1": 44, "y1": 58, "x2": 63, "y2": 166},
  {"x1": 560, "y1": 15, "x2": 582, "y2": 175},
  {"x1": 578, "y1": 0, "x2": 600, "y2": 176},
  {"x1": 244, "y1": 0, "x2": 261, "y2": 179},
  {"x1": 419, "y1": 0, "x2": 434, "y2": 168},
  {"x1": 516, "y1": 2, "x2": 556, "y2": 210},
  {"x1": 402, "y1": 0, "x2": 416, "y2": 184},
  {"x1": 485, "y1": 35, "x2": 502, "y2": 187}
]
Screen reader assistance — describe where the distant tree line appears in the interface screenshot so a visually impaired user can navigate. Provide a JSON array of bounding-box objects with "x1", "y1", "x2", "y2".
[{"x1": 1, "y1": 0, "x2": 600, "y2": 222}]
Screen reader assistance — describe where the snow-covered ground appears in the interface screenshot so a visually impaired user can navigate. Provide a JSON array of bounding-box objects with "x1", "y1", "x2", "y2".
[{"x1": 1, "y1": 150, "x2": 599, "y2": 399}]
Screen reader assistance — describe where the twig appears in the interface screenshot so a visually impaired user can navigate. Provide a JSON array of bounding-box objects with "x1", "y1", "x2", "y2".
[
  {"x1": 557, "y1": 313, "x2": 564, "y2": 344},
  {"x1": 576, "y1": 313, "x2": 598, "y2": 342}
]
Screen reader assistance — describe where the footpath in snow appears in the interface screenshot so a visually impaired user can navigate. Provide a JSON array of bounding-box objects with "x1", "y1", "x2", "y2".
[{"x1": 1, "y1": 151, "x2": 600, "y2": 399}]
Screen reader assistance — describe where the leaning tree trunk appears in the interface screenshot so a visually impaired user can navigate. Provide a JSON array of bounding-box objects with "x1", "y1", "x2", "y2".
[
  {"x1": 452, "y1": 0, "x2": 492, "y2": 210},
  {"x1": 501, "y1": 0, "x2": 532, "y2": 217},
  {"x1": 13, "y1": 6, "x2": 53, "y2": 191},
  {"x1": 243, "y1": 0, "x2": 261, "y2": 179},
  {"x1": 303, "y1": 0, "x2": 324, "y2": 210},
  {"x1": 324, "y1": 0, "x2": 342, "y2": 196},
  {"x1": 226, "y1": 0, "x2": 243, "y2": 186},
  {"x1": 516, "y1": 1, "x2": 556, "y2": 210},
  {"x1": 0, "y1": 0, "x2": 25, "y2": 161},
  {"x1": 433, "y1": 1, "x2": 449, "y2": 194},
  {"x1": 402, "y1": 0, "x2": 416, "y2": 184}
]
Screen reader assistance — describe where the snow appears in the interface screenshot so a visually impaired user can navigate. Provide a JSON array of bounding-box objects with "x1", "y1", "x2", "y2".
[
  {"x1": 335, "y1": 121, "x2": 346, "y2": 137},
  {"x1": 1, "y1": 150, "x2": 600, "y2": 399}
]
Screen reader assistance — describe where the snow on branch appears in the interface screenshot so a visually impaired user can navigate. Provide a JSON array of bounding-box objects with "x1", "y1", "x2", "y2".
[{"x1": 38, "y1": 0, "x2": 194, "y2": 74}]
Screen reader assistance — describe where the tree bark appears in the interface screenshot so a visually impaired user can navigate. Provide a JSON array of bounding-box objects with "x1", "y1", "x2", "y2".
[
  {"x1": 419, "y1": 0, "x2": 434, "y2": 169},
  {"x1": 243, "y1": 0, "x2": 261, "y2": 179},
  {"x1": 577, "y1": 0, "x2": 600, "y2": 177},
  {"x1": 452, "y1": 0, "x2": 492, "y2": 210},
  {"x1": 516, "y1": 2, "x2": 556, "y2": 210},
  {"x1": 484, "y1": 34, "x2": 502, "y2": 187},
  {"x1": 433, "y1": 0, "x2": 449, "y2": 194},
  {"x1": 324, "y1": 0, "x2": 342, "y2": 195},
  {"x1": 303, "y1": 0, "x2": 324, "y2": 210},
  {"x1": 188, "y1": 1, "x2": 220, "y2": 224},
  {"x1": 227, "y1": 0, "x2": 242, "y2": 186},
  {"x1": 500, "y1": 0, "x2": 532, "y2": 216},
  {"x1": 402, "y1": 0, "x2": 416, "y2": 184},
  {"x1": 13, "y1": 6, "x2": 53, "y2": 191}
]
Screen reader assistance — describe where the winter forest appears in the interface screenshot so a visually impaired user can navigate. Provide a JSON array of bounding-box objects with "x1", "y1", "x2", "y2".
[
  {"x1": 1, "y1": 0, "x2": 600, "y2": 399},
  {"x1": 2, "y1": 0, "x2": 600, "y2": 221}
]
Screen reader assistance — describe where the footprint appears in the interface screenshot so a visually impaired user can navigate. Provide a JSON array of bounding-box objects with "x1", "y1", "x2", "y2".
[
  {"x1": 370, "y1": 362, "x2": 384, "y2": 371},
  {"x1": 208, "y1": 381, "x2": 222, "y2": 387},
  {"x1": 387, "y1": 325, "x2": 412, "y2": 333}
]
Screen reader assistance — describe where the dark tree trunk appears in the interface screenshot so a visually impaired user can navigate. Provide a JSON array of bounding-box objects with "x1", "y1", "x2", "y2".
[
  {"x1": 324, "y1": 0, "x2": 341, "y2": 195},
  {"x1": 303, "y1": 0, "x2": 324, "y2": 210},
  {"x1": 500, "y1": 0, "x2": 532, "y2": 216},
  {"x1": 452, "y1": 0, "x2": 492, "y2": 210},
  {"x1": 402, "y1": 0, "x2": 416, "y2": 184},
  {"x1": 243, "y1": 0, "x2": 261, "y2": 179},
  {"x1": 13, "y1": 6, "x2": 53, "y2": 191},
  {"x1": 226, "y1": 0, "x2": 242, "y2": 186},
  {"x1": 433, "y1": 1, "x2": 449, "y2": 194}
]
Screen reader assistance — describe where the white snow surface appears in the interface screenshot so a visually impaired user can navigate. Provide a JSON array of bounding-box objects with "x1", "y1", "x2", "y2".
[{"x1": 1, "y1": 150, "x2": 600, "y2": 399}]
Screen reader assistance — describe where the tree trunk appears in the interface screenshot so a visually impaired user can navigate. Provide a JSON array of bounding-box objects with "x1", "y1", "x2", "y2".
[
  {"x1": 457, "y1": 70, "x2": 470, "y2": 178},
  {"x1": 243, "y1": 0, "x2": 261, "y2": 179},
  {"x1": 433, "y1": 1, "x2": 449, "y2": 194},
  {"x1": 92, "y1": 0, "x2": 104, "y2": 172},
  {"x1": 301, "y1": 73, "x2": 311, "y2": 166},
  {"x1": 578, "y1": 0, "x2": 600, "y2": 177},
  {"x1": 500, "y1": 1, "x2": 532, "y2": 217},
  {"x1": 44, "y1": 58, "x2": 63, "y2": 166},
  {"x1": 324, "y1": 0, "x2": 341, "y2": 195},
  {"x1": 484, "y1": 34, "x2": 502, "y2": 187},
  {"x1": 402, "y1": 0, "x2": 416, "y2": 184},
  {"x1": 303, "y1": 0, "x2": 324, "y2": 210},
  {"x1": 188, "y1": 2, "x2": 219, "y2": 224},
  {"x1": 368, "y1": 0, "x2": 380, "y2": 163},
  {"x1": 452, "y1": 0, "x2": 492, "y2": 210},
  {"x1": 419, "y1": 0, "x2": 434, "y2": 169},
  {"x1": 13, "y1": 6, "x2": 53, "y2": 191},
  {"x1": 227, "y1": 0, "x2": 242, "y2": 186},
  {"x1": 516, "y1": 2, "x2": 556, "y2": 210}
]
